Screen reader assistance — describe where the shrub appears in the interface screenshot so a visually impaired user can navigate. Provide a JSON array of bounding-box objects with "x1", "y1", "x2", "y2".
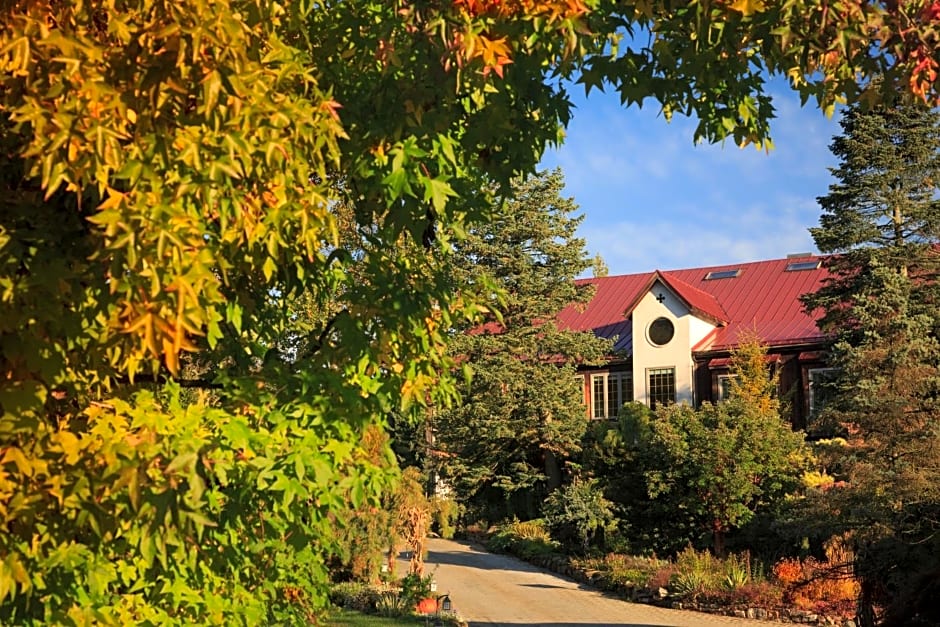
[
  {"x1": 398, "y1": 572, "x2": 435, "y2": 606},
  {"x1": 723, "y1": 552, "x2": 751, "y2": 590},
  {"x1": 772, "y1": 558, "x2": 804, "y2": 586},
  {"x1": 674, "y1": 547, "x2": 722, "y2": 586},
  {"x1": 487, "y1": 519, "x2": 560, "y2": 558},
  {"x1": 329, "y1": 426, "x2": 397, "y2": 583},
  {"x1": 507, "y1": 519, "x2": 553, "y2": 542},
  {"x1": 430, "y1": 496, "x2": 458, "y2": 539},
  {"x1": 669, "y1": 547, "x2": 771, "y2": 602},
  {"x1": 771, "y1": 535, "x2": 860, "y2": 618},
  {"x1": 670, "y1": 569, "x2": 714, "y2": 600},
  {"x1": 574, "y1": 553, "x2": 668, "y2": 589},
  {"x1": 670, "y1": 547, "x2": 717, "y2": 600},
  {"x1": 459, "y1": 520, "x2": 490, "y2": 544},
  {"x1": 542, "y1": 477, "x2": 618, "y2": 552},
  {"x1": 726, "y1": 581, "x2": 783, "y2": 608},
  {"x1": 375, "y1": 591, "x2": 410, "y2": 618},
  {"x1": 329, "y1": 583, "x2": 383, "y2": 613},
  {"x1": 648, "y1": 563, "x2": 679, "y2": 591}
]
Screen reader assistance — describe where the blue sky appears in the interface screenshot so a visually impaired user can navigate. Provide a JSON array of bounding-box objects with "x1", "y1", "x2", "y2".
[{"x1": 540, "y1": 83, "x2": 844, "y2": 276}]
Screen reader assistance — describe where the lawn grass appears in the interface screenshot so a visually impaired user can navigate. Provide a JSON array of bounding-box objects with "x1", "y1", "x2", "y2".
[{"x1": 324, "y1": 607, "x2": 427, "y2": 626}]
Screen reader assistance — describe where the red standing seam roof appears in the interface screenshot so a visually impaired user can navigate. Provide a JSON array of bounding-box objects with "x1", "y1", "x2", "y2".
[
  {"x1": 556, "y1": 256, "x2": 830, "y2": 356},
  {"x1": 659, "y1": 271, "x2": 729, "y2": 325}
]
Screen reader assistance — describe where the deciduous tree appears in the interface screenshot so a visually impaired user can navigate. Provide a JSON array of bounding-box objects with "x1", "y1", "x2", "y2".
[
  {"x1": 643, "y1": 338, "x2": 810, "y2": 555},
  {"x1": 1, "y1": 0, "x2": 939, "y2": 620}
]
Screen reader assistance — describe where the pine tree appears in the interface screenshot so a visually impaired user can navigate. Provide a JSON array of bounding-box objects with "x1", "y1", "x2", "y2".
[
  {"x1": 808, "y1": 101, "x2": 940, "y2": 313},
  {"x1": 431, "y1": 170, "x2": 610, "y2": 522},
  {"x1": 803, "y1": 102, "x2": 940, "y2": 627}
]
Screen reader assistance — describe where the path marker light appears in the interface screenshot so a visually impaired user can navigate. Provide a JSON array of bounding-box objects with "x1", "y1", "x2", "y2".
[{"x1": 425, "y1": 593, "x2": 452, "y2": 627}]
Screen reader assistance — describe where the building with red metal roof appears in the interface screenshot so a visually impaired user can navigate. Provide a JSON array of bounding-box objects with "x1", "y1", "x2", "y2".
[{"x1": 558, "y1": 254, "x2": 833, "y2": 428}]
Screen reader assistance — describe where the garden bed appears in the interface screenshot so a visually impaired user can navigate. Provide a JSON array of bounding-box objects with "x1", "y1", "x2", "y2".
[
  {"x1": 329, "y1": 577, "x2": 467, "y2": 627},
  {"x1": 482, "y1": 520, "x2": 861, "y2": 627}
]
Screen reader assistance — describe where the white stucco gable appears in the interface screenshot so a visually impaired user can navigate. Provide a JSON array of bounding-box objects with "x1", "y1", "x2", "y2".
[{"x1": 630, "y1": 278, "x2": 717, "y2": 407}]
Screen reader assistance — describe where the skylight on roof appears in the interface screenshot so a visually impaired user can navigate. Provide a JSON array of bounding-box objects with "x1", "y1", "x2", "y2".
[
  {"x1": 785, "y1": 260, "x2": 821, "y2": 271},
  {"x1": 704, "y1": 269, "x2": 741, "y2": 280}
]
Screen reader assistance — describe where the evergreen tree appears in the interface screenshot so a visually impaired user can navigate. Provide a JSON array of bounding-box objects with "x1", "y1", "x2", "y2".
[
  {"x1": 642, "y1": 336, "x2": 810, "y2": 556},
  {"x1": 580, "y1": 403, "x2": 675, "y2": 553},
  {"x1": 431, "y1": 170, "x2": 609, "y2": 522},
  {"x1": 803, "y1": 102, "x2": 940, "y2": 627}
]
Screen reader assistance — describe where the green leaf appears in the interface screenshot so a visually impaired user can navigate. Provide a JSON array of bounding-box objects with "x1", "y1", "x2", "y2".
[
  {"x1": 203, "y1": 70, "x2": 223, "y2": 113},
  {"x1": 423, "y1": 177, "x2": 456, "y2": 214},
  {"x1": 382, "y1": 167, "x2": 413, "y2": 201},
  {"x1": 165, "y1": 451, "x2": 197, "y2": 475},
  {"x1": 0, "y1": 380, "x2": 47, "y2": 415}
]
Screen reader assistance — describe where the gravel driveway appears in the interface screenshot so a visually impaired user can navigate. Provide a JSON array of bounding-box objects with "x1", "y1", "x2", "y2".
[{"x1": 412, "y1": 538, "x2": 790, "y2": 627}]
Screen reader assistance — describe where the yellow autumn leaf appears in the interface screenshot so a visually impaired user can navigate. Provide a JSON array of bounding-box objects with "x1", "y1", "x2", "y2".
[
  {"x1": 97, "y1": 187, "x2": 126, "y2": 211},
  {"x1": 478, "y1": 35, "x2": 511, "y2": 69},
  {"x1": 55, "y1": 431, "x2": 83, "y2": 465},
  {"x1": 729, "y1": 0, "x2": 765, "y2": 16}
]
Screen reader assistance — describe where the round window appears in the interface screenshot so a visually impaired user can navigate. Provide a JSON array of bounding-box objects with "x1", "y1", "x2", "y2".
[{"x1": 648, "y1": 317, "x2": 675, "y2": 346}]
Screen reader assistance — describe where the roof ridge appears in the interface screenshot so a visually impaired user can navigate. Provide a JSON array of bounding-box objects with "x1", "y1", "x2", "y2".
[
  {"x1": 594, "y1": 255, "x2": 830, "y2": 281},
  {"x1": 657, "y1": 271, "x2": 729, "y2": 324},
  {"x1": 659, "y1": 270, "x2": 719, "y2": 300}
]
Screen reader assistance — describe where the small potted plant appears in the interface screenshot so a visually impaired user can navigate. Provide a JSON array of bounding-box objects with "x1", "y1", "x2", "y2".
[
  {"x1": 400, "y1": 572, "x2": 436, "y2": 614},
  {"x1": 415, "y1": 596, "x2": 438, "y2": 614}
]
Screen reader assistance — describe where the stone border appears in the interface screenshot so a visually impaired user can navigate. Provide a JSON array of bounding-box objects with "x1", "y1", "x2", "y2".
[{"x1": 522, "y1": 553, "x2": 858, "y2": 627}]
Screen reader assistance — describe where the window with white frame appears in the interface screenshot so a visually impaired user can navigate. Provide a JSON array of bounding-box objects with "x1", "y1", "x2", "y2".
[
  {"x1": 589, "y1": 372, "x2": 632, "y2": 419},
  {"x1": 808, "y1": 368, "x2": 839, "y2": 420},
  {"x1": 647, "y1": 367, "x2": 676, "y2": 408}
]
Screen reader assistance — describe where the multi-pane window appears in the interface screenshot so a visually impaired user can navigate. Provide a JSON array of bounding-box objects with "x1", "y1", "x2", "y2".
[
  {"x1": 591, "y1": 375, "x2": 606, "y2": 419},
  {"x1": 590, "y1": 372, "x2": 632, "y2": 419},
  {"x1": 808, "y1": 368, "x2": 839, "y2": 420},
  {"x1": 717, "y1": 374, "x2": 736, "y2": 401},
  {"x1": 648, "y1": 367, "x2": 676, "y2": 408},
  {"x1": 716, "y1": 366, "x2": 778, "y2": 403}
]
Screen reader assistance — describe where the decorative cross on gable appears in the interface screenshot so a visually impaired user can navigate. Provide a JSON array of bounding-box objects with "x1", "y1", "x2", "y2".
[{"x1": 655, "y1": 293, "x2": 666, "y2": 303}]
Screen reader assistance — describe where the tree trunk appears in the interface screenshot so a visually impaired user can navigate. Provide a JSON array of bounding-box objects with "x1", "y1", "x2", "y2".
[
  {"x1": 857, "y1": 579, "x2": 876, "y2": 627},
  {"x1": 544, "y1": 449, "x2": 562, "y2": 491},
  {"x1": 713, "y1": 522, "x2": 726, "y2": 557},
  {"x1": 893, "y1": 204, "x2": 908, "y2": 277}
]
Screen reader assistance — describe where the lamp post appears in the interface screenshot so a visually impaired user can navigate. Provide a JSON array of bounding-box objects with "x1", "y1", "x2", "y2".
[
  {"x1": 425, "y1": 594, "x2": 452, "y2": 627},
  {"x1": 438, "y1": 594, "x2": 452, "y2": 612}
]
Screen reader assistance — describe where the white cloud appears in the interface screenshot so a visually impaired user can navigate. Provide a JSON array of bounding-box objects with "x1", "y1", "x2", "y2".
[
  {"x1": 541, "y1": 82, "x2": 843, "y2": 277},
  {"x1": 581, "y1": 207, "x2": 817, "y2": 276}
]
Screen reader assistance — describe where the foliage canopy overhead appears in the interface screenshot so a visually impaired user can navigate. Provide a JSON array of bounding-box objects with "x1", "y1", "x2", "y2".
[
  {"x1": 3, "y1": 0, "x2": 940, "y2": 378},
  {"x1": 1, "y1": 0, "x2": 939, "y2": 621}
]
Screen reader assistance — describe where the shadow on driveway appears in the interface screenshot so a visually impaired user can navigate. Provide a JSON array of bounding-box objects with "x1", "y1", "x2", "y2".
[
  {"x1": 418, "y1": 538, "x2": 792, "y2": 627},
  {"x1": 467, "y1": 623, "x2": 666, "y2": 627}
]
